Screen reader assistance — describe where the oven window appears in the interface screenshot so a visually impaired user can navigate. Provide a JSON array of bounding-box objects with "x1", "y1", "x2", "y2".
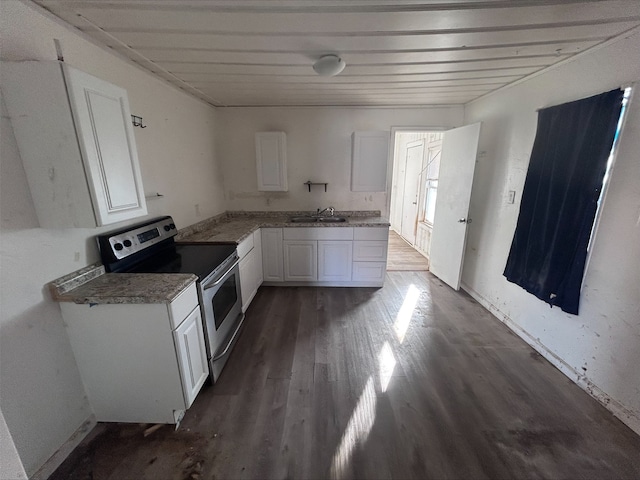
[{"x1": 212, "y1": 274, "x2": 238, "y2": 330}]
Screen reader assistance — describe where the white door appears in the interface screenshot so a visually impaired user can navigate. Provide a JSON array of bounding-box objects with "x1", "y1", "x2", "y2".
[
  {"x1": 429, "y1": 123, "x2": 481, "y2": 290},
  {"x1": 400, "y1": 140, "x2": 425, "y2": 244}
]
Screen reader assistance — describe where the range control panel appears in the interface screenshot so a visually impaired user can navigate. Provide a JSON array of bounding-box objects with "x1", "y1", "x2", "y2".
[{"x1": 99, "y1": 216, "x2": 177, "y2": 261}]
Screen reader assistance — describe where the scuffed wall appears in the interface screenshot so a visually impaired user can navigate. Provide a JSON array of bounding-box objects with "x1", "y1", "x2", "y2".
[
  {"x1": 462, "y1": 31, "x2": 640, "y2": 433},
  {"x1": 0, "y1": 0, "x2": 224, "y2": 475},
  {"x1": 216, "y1": 106, "x2": 463, "y2": 216}
]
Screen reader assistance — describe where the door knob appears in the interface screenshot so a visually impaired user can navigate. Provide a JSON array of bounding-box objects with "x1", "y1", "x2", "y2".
[{"x1": 458, "y1": 218, "x2": 472, "y2": 224}]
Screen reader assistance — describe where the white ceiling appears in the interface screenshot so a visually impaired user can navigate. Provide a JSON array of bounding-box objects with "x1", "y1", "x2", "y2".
[{"x1": 34, "y1": 0, "x2": 640, "y2": 107}]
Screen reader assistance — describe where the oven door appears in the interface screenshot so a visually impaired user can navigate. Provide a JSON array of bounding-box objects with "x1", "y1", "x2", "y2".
[{"x1": 200, "y1": 254, "x2": 244, "y2": 382}]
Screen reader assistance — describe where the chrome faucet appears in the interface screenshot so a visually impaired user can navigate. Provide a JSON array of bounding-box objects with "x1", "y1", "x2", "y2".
[{"x1": 317, "y1": 206, "x2": 335, "y2": 216}]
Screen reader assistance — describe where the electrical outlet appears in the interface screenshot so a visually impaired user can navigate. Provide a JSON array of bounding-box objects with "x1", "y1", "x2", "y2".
[
  {"x1": 195, "y1": 204, "x2": 201, "y2": 216},
  {"x1": 507, "y1": 190, "x2": 516, "y2": 204},
  {"x1": 74, "y1": 252, "x2": 80, "y2": 262}
]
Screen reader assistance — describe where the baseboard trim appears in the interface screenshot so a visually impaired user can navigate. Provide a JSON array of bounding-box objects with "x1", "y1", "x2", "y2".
[
  {"x1": 30, "y1": 415, "x2": 97, "y2": 480},
  {"x1": 461, "y1": 282, "x2": 640, "y2": 437}
]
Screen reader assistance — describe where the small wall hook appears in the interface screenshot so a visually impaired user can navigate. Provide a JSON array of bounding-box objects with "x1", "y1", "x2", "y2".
[{"x1": 131, "y1": 115, "x2": 146, "y2": 128}]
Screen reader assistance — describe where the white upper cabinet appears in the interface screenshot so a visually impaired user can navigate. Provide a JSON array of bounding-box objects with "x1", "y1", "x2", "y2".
[
  {"x1": 1, "y1": 61, "x2": 147, "y2": 228},
  {"x1": 351, "y1": 131, "x2": 390, "y2": 192},
  {"x1": 255, "y1": 131, "x2": 288, "y2": 191}
]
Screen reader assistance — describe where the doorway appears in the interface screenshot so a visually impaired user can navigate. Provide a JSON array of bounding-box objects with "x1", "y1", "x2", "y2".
[
  {"x1": 389, "y1": 130, "x2": 443, "y2": 263},
  {"x1": 388, "y1": 124, "x2": 481, "y2": 290}
]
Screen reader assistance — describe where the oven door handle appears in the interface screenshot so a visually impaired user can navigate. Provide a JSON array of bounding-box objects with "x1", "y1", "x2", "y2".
[
  {"x1": 211, "y1": 314, "x2": 245, "y2": 362},
  {"x1": 203, "y1": 257, "x2": 240, "y2": 290}
]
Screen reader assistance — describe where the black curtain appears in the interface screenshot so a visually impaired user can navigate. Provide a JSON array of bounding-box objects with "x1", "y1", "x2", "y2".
[{"x1": 504, "y1": 89, "x2": 624, "y2": 315}]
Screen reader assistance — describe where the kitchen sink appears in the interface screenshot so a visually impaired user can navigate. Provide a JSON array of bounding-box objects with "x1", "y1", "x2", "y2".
[{"x1": 289, "y1": 216, "x2": 348, "y2": 223}]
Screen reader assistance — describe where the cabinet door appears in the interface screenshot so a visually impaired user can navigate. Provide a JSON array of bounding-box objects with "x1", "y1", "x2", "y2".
[
  {"x1": 284, "y1": 241, "x2": 317, "y2": 281},
  {"x1": 262, "y1": 228, "x2": 284, "y2": 282},
  {"x1": 253, "y1": 229, "x2": 263, "y2": 286},
  {"x1": 240, "y1": 247, "x2": 263, "y2": 312},
  {"x1": 63, "y1": 64, "x2": 147, "y2": 225},
  {"x1": 173, "y1": 307, "x2": 209, "y2": 408},
  {"x1": 318, "y1": 241, "x2": 353, "y2": 281},
  {"x1": 256, "y1": 132, "x2": 287, "y2": 191},
  {"x1": 239, "y1": 252, "x2": 253, "y2": 312},
  {"x1": 351, "y1": 131, "x2": 389, "y2": 192}
]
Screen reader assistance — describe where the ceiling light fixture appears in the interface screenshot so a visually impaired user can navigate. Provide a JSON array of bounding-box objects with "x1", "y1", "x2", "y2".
[{"x1": 313, "y1": 54, "x2": 346, "y2": 76}]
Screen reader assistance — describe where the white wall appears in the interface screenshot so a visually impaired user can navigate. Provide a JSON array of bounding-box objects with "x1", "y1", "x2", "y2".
[
  {"x1": 0, "y1": 1, "x2": 225, "y2": 476},
  {"x1": 217, "y1": 107, "x2": 463, "y2": 215},
  {"x1": 462, "y1": 31, "x2": 640, "y2": 433},
  {"x1": 0, "y1": 410, "x2": 27, "y2": 480}
]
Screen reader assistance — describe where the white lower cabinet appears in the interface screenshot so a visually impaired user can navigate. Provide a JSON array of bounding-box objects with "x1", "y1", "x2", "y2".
[
  {"x1": 262, "y1": 228, "x2": 284, "y2": 282},
  {"x1": 60, "y1": 281, "x2": 207, "y2": 424},
  {"x1": 284, "y1": 240, "x2": 317, "y2": 281},
  {"x1": 261, "y1": 226, "x2": 388, "y2": 286},
  {"x1": 318, "y1": 241, "x2": 353, "y2": 281},
  {"x1": 173, "y1": 306, "x2": 209, "y2": 407},
  {"x1": 239, "y1": 230, "x2": 264, "y2": 311}
]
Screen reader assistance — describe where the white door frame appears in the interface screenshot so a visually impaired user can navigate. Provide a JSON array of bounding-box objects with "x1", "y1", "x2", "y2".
[
  {"x1": 400, "y1": 139, "x2": 426, "y2": 245},
  {"x1": 388, "y1": 126, "x2": 448, "y2": 231}
]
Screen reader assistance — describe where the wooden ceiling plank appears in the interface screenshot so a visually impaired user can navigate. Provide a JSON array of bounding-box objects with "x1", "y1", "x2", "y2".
[
  {"x1": 47, "y1": 2, "x2": 640, "y2": 34},
  {"x1": 174, "y1": 70, "x2": 533, "y2": 83},
  {"x1": 100, "y1": 23, "x2": 637, "y2": 53},
  {"x1": 140, "y1": 41, "x2": 595, "y2": 68},
  {"x1": 155, "y1": 60, "x2": 554, "y2": 76},
  {"x1": 116, "y1": 23, "x2": 636, "y2": 61},
  {"x1": 188, "y1": 76, "x2": 522, "y2": 87},
  {"x1": 35, "y1": 0, "x2": 619, "y2": 15}
]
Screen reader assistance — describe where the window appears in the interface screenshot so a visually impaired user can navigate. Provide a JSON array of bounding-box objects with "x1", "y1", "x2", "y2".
[
  {"x1": 421, "y1": 136, "x2": 442, "y2": 225},
  {"x1": 504, "y1": 88, "x2": 628, "y2": 315}
]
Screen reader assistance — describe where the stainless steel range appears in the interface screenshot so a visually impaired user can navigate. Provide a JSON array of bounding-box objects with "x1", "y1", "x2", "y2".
[{"x1": 97, "y1": 216, "x2": 244, "y2": 382}]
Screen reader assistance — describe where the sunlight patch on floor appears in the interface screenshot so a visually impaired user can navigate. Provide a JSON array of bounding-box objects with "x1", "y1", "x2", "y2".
[
  {"x1": 378, "y1": 341, "x2": 397, "y2": 393},
  {"x1": 330, "y1": 377, "x2": 377, "y2": 480},
  {"x1": 393, "y1": 284, "x2": 421, "y2": 343}
]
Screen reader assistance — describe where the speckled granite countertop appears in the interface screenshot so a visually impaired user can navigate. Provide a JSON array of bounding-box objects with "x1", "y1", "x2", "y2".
[
  {"x1": 177, "y1": 211, "x2": 390, "y2": 244},
  {"x1": 52, "y1": 272, "x2": 197, "y2": 305},
  {"x1": 50, "y1": 211, "x2": 388, "y2": 304}
]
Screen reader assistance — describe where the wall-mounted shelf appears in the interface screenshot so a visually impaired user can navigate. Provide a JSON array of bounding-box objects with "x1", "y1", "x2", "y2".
[
  {"x1": 304, "y1": 181, "x2": 328, "y2": 192},
  {"x1": 131, "y1": 115, "x2": 146, "y2": 128}
]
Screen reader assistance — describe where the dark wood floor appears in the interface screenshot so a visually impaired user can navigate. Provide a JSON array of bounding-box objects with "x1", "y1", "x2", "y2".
[{"x1": 52, "y1": 272, "x2": 640, "y2": 480}]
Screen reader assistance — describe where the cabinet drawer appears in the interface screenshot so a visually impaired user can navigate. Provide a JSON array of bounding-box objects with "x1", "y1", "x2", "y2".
[
  {"x1": 352, "y1": 262, "x2": 386, "y2": 283},
  {"x1": 283, "y1": 227, "x2": 353, "y2": 241},
  {"x1": 353, "y1": 241, "x2": 388, "y2": 262},
  {"x1": 237, "y1": 233, "x2": 255, "y2": 259},
  {"x1": 168, "y1": 282, "x2": 199, "y2": 329},
  {"x1": 353, "y1": 227, "x2": 389, "y2": 241}
]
